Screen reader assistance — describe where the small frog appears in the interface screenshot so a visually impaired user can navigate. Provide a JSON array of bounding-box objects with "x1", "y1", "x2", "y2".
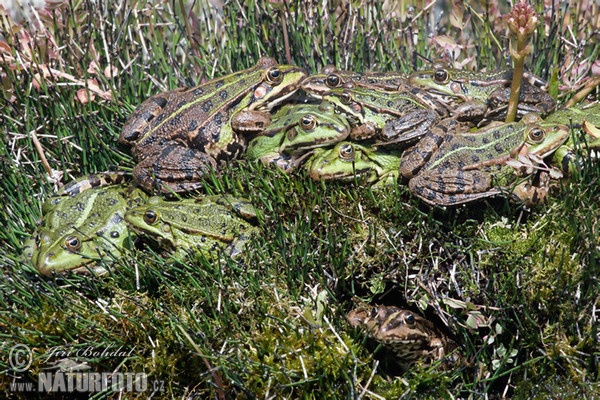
[
  {"x1": 301, "y1": 64, "x2": 407, "y2": 98},
  {"x1": 347, "y1": 304, "x2": 463, "y2": 370},
  {"x1": 408, "y1": 66, "x2": 556, "y2": 123}
]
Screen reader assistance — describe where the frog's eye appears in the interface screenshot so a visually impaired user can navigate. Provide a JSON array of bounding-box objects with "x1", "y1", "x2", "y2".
[
  {"x1": 528, "y1": 126, "x2": 546, "y2": 143},
  {"x1": 266, "y1": 67, "x2": 283, "y2": 84},
  {"x1": 144, "y1": 210, "x2": 158, "y2": 224},
  {"x1": 403, "y1": 312, "x2": 416, "y2": 326},
  {"x1": 64, "y1": 236, "x2": 82, "y2": 251},
  {"x1": 339, "y1": 143, "x2": 355, "y2": 161},
  {"x1": 326, "y1": 73, "x2": 342, "y2": 88},
  {"x1": 434, "y1": 69, "x2": 449, "y2": 83},
  {"x1": 340, "y1": 91, "x2": 353, "y2": 105},
  {"x1": 300, "y1": 114, "x2": 317, "y2": 130}
]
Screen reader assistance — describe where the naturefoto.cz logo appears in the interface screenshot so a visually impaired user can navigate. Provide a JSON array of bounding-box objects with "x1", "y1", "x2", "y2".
[
  {"x1": 13, "y1": 371, "x2": 152, "y2": 393},
  {"x1": 8, "y1": 344, "x2": 164, "y2": 394}
]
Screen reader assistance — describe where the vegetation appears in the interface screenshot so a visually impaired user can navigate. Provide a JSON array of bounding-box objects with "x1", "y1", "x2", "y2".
[{"x1": 1, "y1": 0, "x2": 598, "y2": 398}]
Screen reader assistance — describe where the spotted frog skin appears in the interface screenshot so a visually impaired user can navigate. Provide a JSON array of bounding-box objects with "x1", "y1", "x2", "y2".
[
  {"x1": 347, "y1": 304, "x2": 463, "y2": 370},
  {"x1": 408, "y1": 67, "x2": 556, "y2": 123},
  {"x1": 120, "y1": 57, "x2": 306, "y2": 193},
  {"x1": 124, "y1": 195, "x2": 259, "y2": 259},
  {"x1": 301, "y1": 64, "x2": 408, "y2": 98},
  {"x1": 23, "y1": 174, "x2": 146, "y2": 275},
  {"x1": 400, "y1": 115, "x2": 570, "y2": 206}
]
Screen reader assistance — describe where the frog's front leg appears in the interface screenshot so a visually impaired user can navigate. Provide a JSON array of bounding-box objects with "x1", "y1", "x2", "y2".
[
  {"x1": 226, "y1": 228, "x2": 259, "y2": 258},
  {"x1": 409, "y1": 169, "x2": 502, "y2": 206},
  {"x1": 551, "y1": 124, "x2": 600, "y2": 176},
  {"x1": 510, "y1": 170, "x2": 552, "y2": 206},
  {"x1": 349, "y1": 122, "x2": 378, "y2": 141},
  {"x1": 133, "y1": 145, "x2": 218, "y2": 194},
  {"x1": 257, "y1": 152, "x2": 308, "y2": 172},
  {"x1": 231, "y1": 110, "x2": 273, "y2": 135},
  {"x1": 450, "y1": 99, "x2": 488, "y2": 122},
  {"x1": 370, "y1": 170, "x2": 399, "y2": 188},
  {"x1": 378, "y1": 109, "x2": 440, "y2": 146},
  {"x1": 551, "y1": 145, "x2": 581, "y2": 177}
]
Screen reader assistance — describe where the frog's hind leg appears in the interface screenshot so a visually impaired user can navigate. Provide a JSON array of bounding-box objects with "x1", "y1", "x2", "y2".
[
  {"x1": 409, "y1": 170, "x2": 502, "y2": 206},
  {"x1": 133, "y1": 146, "x2": 218, "y2": 194}
]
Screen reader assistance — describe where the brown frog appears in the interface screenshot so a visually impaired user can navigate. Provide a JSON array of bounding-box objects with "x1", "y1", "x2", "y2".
[
  {"x1": 120, "y1": 57, "x2": 306, "y2": 193},
  {"x1": 347, "y1": 304, "x2": 463, "y2": 370}
]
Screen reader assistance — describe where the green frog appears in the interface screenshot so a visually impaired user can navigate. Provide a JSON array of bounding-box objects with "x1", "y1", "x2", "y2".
[
  {"x1": 305, "y1": 141, "x2": 400, "y2": 185},
  {"x1": 245, "y1": 101, "x2": 351, "y2": 171},
  {"x1": 347, "y1": 304, "x2": 463, "y2": 370},
  {"x1": 124, "y1": 195, "x2": 259, "y2": 259},
  {"x1": 301, "y1": 64, "x2": 407, "y2": 98},
  {"x1": 408, "y1": 67, "x2": 556, "y2": 123},
  {"x1": 120, "y1": 57, "x2": 306, "y2": 193},
  {"x1": 400, "y1": 115, "x2": 570, "y2": 206},
  {"x1": 543, "y1": 103, "x2": 600, "y2": 174},
  {"x1": 323, "y1": 84, "x2": 441, "y2": 145},
  {"x1": 24, "y1": 175, "x2": 147, "y2": 275}
]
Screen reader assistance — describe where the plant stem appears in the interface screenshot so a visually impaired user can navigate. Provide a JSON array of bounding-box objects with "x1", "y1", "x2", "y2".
[
  {"x1": 564, "y1": 76, "x2": 600, "y2": 108},
  {"x1": 505, "y1": 37, "x2": 526, "y2": 123}
]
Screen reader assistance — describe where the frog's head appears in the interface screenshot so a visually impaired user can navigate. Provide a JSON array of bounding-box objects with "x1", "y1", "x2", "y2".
[
  {"x1": 307, "y1": 142, "x2": 399, "y2": 185},
  {"x1": 249, "y1": 62, "x2": 307, "y2": 111},
  {"x1": 347, "y1": 304, "x2": 440, "y2": 369},
  {"x1": 30, "y1": 230, "x2": 118, "y2": 275},
  {"x1": 279, "y1": 102, "x2": 350, "y2": 154},
  {"x1": 124, "y1": 205, "x2": 169, "y2": 242},
  {"x1": 519, "y1": 115, "x2": 570, "y2": 158}
]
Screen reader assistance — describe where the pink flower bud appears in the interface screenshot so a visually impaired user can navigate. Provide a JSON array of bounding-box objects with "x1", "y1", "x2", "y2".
[{"x1": 505, "y1": 1, "x2": 539, "y2": 39}]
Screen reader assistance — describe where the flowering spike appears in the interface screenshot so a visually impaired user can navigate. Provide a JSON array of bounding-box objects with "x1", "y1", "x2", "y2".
[
  {"x1": 504, "y1": 1, "x2": 540, "y2": 122},
  {"x1": 506, "y1": 1, "x2": 539, "y2": 41}
]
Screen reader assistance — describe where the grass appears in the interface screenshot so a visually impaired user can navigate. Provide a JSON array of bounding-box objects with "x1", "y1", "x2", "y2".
[{"x1": 1, "y1": 0, "x2": 599, "y2": 398}]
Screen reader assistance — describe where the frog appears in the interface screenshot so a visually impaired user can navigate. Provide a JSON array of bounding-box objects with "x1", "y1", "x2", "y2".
[
  {"x1": 323, "y1": 83, "x2": 441, "y2": 146},
  {"x1": 301, "y1": 64, "x2": 408, "y2": 98},
  {"x1": 407, "y1": 66, "x2": 557, "y2": 124},
  {"x1": 119, "y1": 57, "x2": 307, "y2": 193},
  {"x1": 400, "y1": 114, "x2": 570, "y2": 206},
  {"x1": 347, "y1": 304, "x2": 463, "y2": 370},
  {"x1": 542, "y1": 103, "x2": 600, "y2": 175},
  {"x1": 24, "y1": 174, "x2": 147, "y2": 275},
  {"x1": 305, "y1": 141, "x2": 401, "y2": 186},
  {"x1": 124, "y1": 195, "x2": 259, "y2": 259},
  {"x1": 245, "y1": 101, "x2": 351, "y2": 171}
]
